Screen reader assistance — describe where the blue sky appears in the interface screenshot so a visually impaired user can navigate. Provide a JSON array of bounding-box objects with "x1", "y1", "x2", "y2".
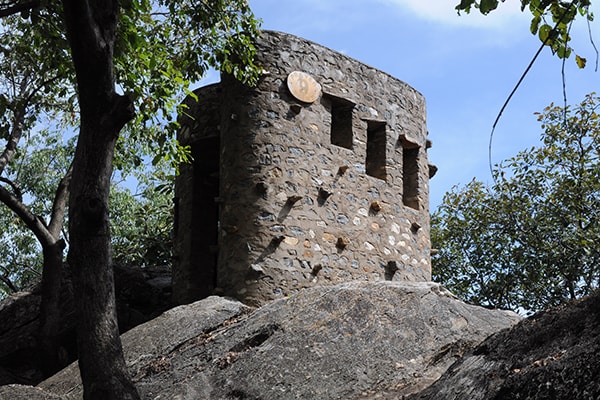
[{"x1": 240, "y1": 0, "x2": 600, "y2": 210}]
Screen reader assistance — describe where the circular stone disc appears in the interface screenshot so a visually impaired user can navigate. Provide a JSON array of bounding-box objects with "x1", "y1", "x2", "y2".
[{"x1": 287, "y1": 71, "x2": 321, "y2": 103}]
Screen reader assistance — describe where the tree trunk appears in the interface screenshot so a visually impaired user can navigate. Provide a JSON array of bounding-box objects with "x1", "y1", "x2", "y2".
[
  {"x1": 37, "y1": 239, "x2": 66, "y2": 376},
  {"x1": 37, "y1": 164, "x2": 72, "y2": 376},
  {"x1": 61, "y1": 0, "x2": 138, "y2": 398},
  {"x1": 68, "y1": 139, "x2": 138, "y2": 398}
]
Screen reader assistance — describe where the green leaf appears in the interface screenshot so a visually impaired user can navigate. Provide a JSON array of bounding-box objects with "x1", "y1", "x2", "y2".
[
  {"x1": 479, "y1": 0, "x2": 499, "y2": 14},
  {"x1": 456, "y1": 0, "x2": 476, "y2": 13},
  {"x1": 538, "y1": 24, "x2": 552, "y2": 43},
  {"x1": 530, "y1": 15, "x2": 541, "y2": 34},
  {"x1": 576, "y1": 54, "x2": 587, "y2": 68},
  {"x1": 555, "y1": 43, "x2": 571, "y2": 59}
]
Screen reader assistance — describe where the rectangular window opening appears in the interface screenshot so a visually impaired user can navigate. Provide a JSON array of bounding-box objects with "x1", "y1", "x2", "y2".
[
  {"x1": 366, "y1": 120, "x2": 387, "y2": 181},
  {"x1": 399, "y1": 137, "x2": 420, "y2": 210},
  {"x1": 328, "y1": 95, "x2": 354, "y2": 150}
]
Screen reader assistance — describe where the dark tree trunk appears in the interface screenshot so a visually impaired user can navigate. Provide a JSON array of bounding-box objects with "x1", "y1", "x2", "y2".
[
  {"x1": 61, "y1": 0, "x2": 138, "y2": 398},
  {"x1": 67, "y1": 121, "x2": 137, "y2": 400},
  {"x1": 37, "y1": 239, "x2": 66, "y2": 376},
  {"x1": 37, "y1": 164, "x2": 72, "y2": 376}
]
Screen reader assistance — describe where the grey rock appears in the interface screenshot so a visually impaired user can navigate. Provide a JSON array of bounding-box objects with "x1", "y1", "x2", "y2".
[
  {"x1": 0, "y1": 290, "x2": 42, "y2": 364},
  {"x1": 0, "y1": 264, "x2": 173, "y2": 386},
  {"x1": 39, "y1": 295, "x2": 251, "y2": 398},
  {"x1": 406, "y1": 291, "x2": 600, "y2": 400},
  {"x1": 0, "y1": 284, "x2": 76, "y2": 386},
  {"x1": 0, "y1": 384, "x2": 61, "y2": 399},
  {"x1": 38, "y1": 282, "x2": 519, "y2": 399}
]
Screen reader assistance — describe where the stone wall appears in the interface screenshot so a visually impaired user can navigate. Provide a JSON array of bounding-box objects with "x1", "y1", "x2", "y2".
[{"x1": 174, "y1": 30, "x2": 435, "y2": 306}]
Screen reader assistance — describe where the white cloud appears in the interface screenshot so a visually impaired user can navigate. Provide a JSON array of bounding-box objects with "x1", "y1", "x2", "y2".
[{"x1": 380, "y1": 0, "x2": 527, "y2": 28}]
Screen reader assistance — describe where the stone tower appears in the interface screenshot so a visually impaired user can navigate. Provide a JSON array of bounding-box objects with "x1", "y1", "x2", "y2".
[{"x1": 173, "y1": 31, "x2": 436, "y2": 306}]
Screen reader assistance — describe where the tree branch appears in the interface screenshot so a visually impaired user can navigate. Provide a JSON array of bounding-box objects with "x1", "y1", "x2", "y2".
[
  {"x1": 0, "y1": 176, "x2": 23, "y2": 201},
  {"x1": 48, "y1": 161, "x2": 72, "y2": 237},
  {"x1": 0, "y1": 265, "x2": 19, "y2": 293},
  {"x1": 62, "y1": 0, "x2": 118, "y2": 111},
  {"x1": 0, "y1": 182, "x2": 54, "y2": 247},
  {"x1": 0, "y1": 74, "x2": 63, "y2": 176}
]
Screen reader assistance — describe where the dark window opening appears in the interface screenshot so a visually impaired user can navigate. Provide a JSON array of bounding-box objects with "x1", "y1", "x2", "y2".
[
  {"x1": 328, "y1": 95, "x2": 354, "y2": 150},
  {"x1": 191, "y1": 135, "x2": 220, "y2": 297},
  {"x1": 398, "y1": 136, "x2": 420, "y2": 210},
  {"x1": 366, "y1": 120, "x2": 387, "y2": 180},
  {"x1": 385, "y1": 261, "x2": 399, "y2": 281}
]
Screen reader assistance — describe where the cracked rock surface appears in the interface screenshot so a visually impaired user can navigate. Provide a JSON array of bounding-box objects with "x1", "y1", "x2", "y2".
[
  {"x1": 406, "y1": 290, "x2": 600, "y2": 400},
  {"x1": 36, "y1": 281, "x2": 518, "y2": 399}
]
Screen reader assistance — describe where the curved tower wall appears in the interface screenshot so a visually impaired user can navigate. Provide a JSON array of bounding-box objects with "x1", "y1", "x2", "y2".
[{"x1": 174, "y1": 31, "x2": 434, "y2": 306}]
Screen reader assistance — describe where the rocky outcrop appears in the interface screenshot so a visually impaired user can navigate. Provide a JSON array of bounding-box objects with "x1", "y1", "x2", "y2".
[
  {"x1": 0, "y1": 281, "x2": 76, "y2": 385},
  {"x1": 38, "y1": 281, "x2": 519, "y2": 399},
  {"x1": 0, "y1": 384, "x2": 62, "y2": 399},
  {"x1": 39, "y1": 295, "x2": 252, "y2": 398},
  {"x1": 406, "y1": 290, "x2": 600, "y2": 400},
  {"x1": 0, "y1": 264, "x2": 172, "y2": 385}
]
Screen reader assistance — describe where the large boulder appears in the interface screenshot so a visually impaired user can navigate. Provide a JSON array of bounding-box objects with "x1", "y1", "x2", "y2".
[
  {"x1": 38, "y1": 281, "x2": 519, "y2": 399},
  {"x1": 0, "y1": 284, "x2": 75, "y2": 385},
  {"x1": 406, "y1": 290, "x2": 600, "y2": 400},
  {"x1": 39, "y1": 295, "x2": 252, "y2": 398},
  {"x1": 0, "y1": 264, "x2": 172, "y2": 385}
]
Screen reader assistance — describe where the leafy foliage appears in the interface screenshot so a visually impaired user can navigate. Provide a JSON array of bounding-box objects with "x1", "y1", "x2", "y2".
[
  {"x1": 0, "y1": 207, "x2": 42, "y2": 293},
  {"x1": 456, "y1": 0, "x2": 594, "y2": 66},
  {"x1": 0, "y1": 133, "x2": 177, "y2": 299},
  {"x1": 1, "y1": 0, "x2": 261, "y2": 178},
  {"x1": 113, "y1": 0, "x2": 261, "y2": 170},
  {"x1": 432, "y1": 93, "x2": 600, "y2": 312},
  {"x1": 110, "y1": 165, "x2": 174, "y2": 268}
]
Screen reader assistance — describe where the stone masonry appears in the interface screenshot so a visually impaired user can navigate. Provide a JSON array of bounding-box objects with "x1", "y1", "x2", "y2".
[{"x1": 173, "y1": 30, "x2": 436, "y2": 306}]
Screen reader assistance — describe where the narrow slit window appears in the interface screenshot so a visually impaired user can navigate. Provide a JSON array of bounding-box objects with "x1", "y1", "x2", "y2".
[
  {"x1": 402, "y1": 145, "x2": 420, "y2": 210},
  {"x1": 329, "y1": 95, "x2": 354, "y2": 150},
  {"x1": 366, "y1": 121, "x2": 387, "y2": 180}
]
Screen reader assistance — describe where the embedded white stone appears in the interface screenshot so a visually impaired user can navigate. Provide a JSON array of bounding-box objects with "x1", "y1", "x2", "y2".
[
  {"x1": 276, "y1": 192, "x2": 288, "y2": 202},
  {"x1": 284, "y1": 237, "x2": 299, "y2": 246}
]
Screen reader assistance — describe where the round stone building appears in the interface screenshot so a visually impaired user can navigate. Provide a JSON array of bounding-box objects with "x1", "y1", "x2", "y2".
[{"x1": 173, "y1": 30, "x2": 436, "y2": 306}]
